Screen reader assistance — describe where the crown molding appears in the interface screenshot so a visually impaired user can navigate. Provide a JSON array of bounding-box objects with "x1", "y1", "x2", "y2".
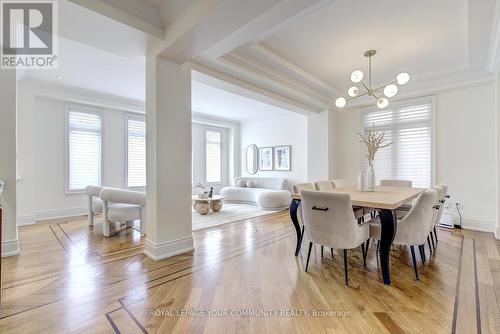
[
  {"x1": 67, "y1": 0, "x2": 164, "y2": 38},
  {"x1": 191, "y1": 60, "x2": 320, "y2": 115},
  {"x1": 19, "y1": 77, "x2": 145, "y2": 113}
]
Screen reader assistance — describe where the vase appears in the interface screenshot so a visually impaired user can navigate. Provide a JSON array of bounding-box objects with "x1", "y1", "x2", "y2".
[{"x1": 358, "y1": 165, "x2": 376, "y2": 192}]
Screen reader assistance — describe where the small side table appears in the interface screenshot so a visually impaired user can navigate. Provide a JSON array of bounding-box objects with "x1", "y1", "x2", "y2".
[{"x1": 192, "y1": 195, "x2": 224, "y2": 215}]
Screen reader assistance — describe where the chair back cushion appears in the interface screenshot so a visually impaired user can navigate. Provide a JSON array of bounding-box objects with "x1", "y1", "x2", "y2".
[
  {"x1": 314, "y1": 181, "x2": 333, "y2": 191},
  {"x1": 301, "y1": 190, "x2": 366, "y2": 249},
  {"x1": 380, "y1": 179, "x2": 412, "y2": 187},
  {"x1": 100, "y1": 188, "x2": 146, "y2": 206},
  {"x1": 293, "y1": 183, "x2": 315, "y2": 194},
  {"x1": 86, "y1": 185, "x2": 103, "y2": 197},
  {"x1": 330, "y1": 179, "x2": 349, "y2": 188},
  {"x1": 234, "y1": 177, "x2": 287, "y2": 190},
  {"x1": 395, "y1": 189, "x2": 437, "y2": 245}
]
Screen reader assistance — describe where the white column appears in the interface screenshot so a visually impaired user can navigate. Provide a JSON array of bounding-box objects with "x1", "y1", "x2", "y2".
[
  {"x1": 307, "y1": 110, "x2": 335, "y2": 182},
  {"x1": 144, "y1": 55, "x2": 194, "y2": 260},
  {"x1": 0, "y1": 69, "x2": 18, "y2": 256}
]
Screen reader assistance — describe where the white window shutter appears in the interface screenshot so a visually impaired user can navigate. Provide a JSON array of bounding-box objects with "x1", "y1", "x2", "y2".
[
  {"x1": 68, "y1": 111, "x2": 101, "y2": 191},
  {"x1": 127, "y1": 117, "x2": 146, "y2": 188},
  {"x1": 206, "y1": 130, "x2": 221, "y2": 183},
  {"x1": 363, "y1": 100, "x2": 432, "y2": 188}
]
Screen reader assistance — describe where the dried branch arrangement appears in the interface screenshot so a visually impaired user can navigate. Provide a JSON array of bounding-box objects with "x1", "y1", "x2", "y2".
[{"x1": 356, "y1": 125, "x2": 393, "y2": 166}]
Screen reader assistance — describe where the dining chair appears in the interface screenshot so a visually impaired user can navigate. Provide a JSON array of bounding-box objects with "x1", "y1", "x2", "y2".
[
  {"x1": 328, "y1": 179, "x2": 364, "y2": 222},
  {"x1": 314, "y1": 181, "x2": 334, "y2": 191},
  {"x1": 330, "y1": 179, "x2": 349, "y2": 188},
  {"x1": 368, "y1": 188, "x2": 438, "y2": 281},
  {"x1": 433, "y1": 183, "x2": 449, "y2": 246},
  {"x1": 380, "y1": 179, "x2": 413, "y2": 187},
  {"x1": 427, "y1": 185, "x2": 444, "y2": 253},
  {"x1": 301, "y1": 190, "x2": 370, "y2": 285}
]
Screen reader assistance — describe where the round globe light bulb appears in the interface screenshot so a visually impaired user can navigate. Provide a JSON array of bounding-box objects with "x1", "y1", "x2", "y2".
[
  {"x1": 396, "y1": 72, "x2": 410, "y2": 85},
  {"x1": 348, "y1": 86, "x2": 359, "y2": 97},
  {"x1": 335, "y1": 97, "x2": 346, "y2": 108},
  {"x1": 350, "y1": 70, "x2": 364, "y2": 83},
  {"x1": 377, "y1": 98, "x2": 389, "y2": 109},
  {"x1": 383, "y1": 84, "x2": 398, "y2": 98}
]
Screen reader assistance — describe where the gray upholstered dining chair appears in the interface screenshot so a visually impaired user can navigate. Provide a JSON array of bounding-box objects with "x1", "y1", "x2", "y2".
[
  {"x1": 380, "y1": 179, "x2": 413, "y2": 187},
  {"x1": 433, "y1": 183, "x2": 449, "y2": 246},
  {"x1": 314, "y1": 180, "x2": 334, "y2": 191},
  {"x1": 368, "y1": 188, "x2": 438, "y2": 281},
  {"x1": 301, "y1": 190, "x2": 370, "y2": 285},
  {"x1": 427, "y1": 185, "x2": 444, "y2": 253},
  {"x1": 330, "y1": 179, "x2": 349, "y2": 188}
]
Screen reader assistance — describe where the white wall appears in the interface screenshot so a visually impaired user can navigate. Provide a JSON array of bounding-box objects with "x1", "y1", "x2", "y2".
[
  {"x1": 240, "y1": 113, "x2": 308, "y2": 189},
  {"x1": 332, "y1": 82, "x2": 498, "y2": 233},
  {"x1": 16, "y1": 81, "x2": 144, "y2": 224}
]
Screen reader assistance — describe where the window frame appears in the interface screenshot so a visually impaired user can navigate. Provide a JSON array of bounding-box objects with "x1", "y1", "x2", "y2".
[
  {"x1": 360, "y1": 96, "x2": 436, "y2": 187},
  {"x1": 65, "y1": 104, "x2": 104, "y2": 194},
  {"x1": 204, "y1": 127, "x2": 223, "y2": 185},
  {"x1": 125, "y1": 113, "x2": 146, "y2": 189}
]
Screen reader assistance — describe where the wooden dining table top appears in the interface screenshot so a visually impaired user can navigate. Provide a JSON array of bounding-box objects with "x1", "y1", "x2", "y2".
[{"x1": 292, "y1": 186, "x2": 426, "y2": 210}]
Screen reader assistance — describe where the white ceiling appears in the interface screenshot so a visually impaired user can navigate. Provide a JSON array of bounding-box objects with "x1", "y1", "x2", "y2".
[
  {"x1": 261, "y1": 0, "x2": 471, "y2": 91},
  {"x1": 192, "y1": 81, "x2": 292, "y2": 122}
]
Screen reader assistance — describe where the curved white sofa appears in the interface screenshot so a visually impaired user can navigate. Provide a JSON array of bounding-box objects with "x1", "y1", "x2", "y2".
[{"x1": 220, "y1": 177, "x2": 291, "y2": 210}]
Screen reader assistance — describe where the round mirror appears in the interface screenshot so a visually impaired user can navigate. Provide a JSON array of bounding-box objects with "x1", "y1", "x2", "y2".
[{"x1": 246, "y1": 144, "x2": 258, "y2": 175}]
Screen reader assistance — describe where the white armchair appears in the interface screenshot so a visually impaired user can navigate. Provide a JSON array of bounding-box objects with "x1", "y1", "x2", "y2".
[
  {"x1": 86, "y1": 185, "x2": 104, "y2": 227},
  {"x1": 99, "y1": 188, "x2": 146, "y2": 237}
]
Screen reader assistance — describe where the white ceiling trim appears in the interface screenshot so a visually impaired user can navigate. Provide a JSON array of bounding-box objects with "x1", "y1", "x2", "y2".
[
  {"x1": 220, "y1": 51, "x2": 332, "y2": 107},
  {"x1": 67, "y1": 0, "x2": 164, "y2": 37},
  {"x1": 191, "y1": 61, "x2": 319, "y2": 115},
  {"x1": 159, "y1": 0, "x2": 194, "y2": 28}
]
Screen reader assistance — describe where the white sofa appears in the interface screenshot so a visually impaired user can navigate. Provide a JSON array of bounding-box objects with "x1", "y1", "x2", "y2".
[{"x1": 220, "y1": 177, "x2": 291, "y2": 210}]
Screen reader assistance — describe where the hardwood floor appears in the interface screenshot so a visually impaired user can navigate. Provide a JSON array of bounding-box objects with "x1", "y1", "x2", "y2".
[{"x1": 0, "y1": 212, "x2": 499, "y2": 333}]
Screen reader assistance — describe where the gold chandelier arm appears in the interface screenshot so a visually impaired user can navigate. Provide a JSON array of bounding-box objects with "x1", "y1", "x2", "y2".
[
  {"x1": 346, "y1": 90, "x2": 369, "y2": 101},
  {"x1": 360, "y1": 81, "x2": 370, "y2": 91},
  {"x1": 371, "y1": 92, "x2": 381, "y2": 100},
  {"x1": 373, "y1": 79, "x2": 397, "y2": 92}
]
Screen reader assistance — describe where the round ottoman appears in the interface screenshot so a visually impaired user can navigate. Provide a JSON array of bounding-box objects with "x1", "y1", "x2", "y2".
[{"x1": 256, "y1": 190, "x2": 291, "y2": 210}]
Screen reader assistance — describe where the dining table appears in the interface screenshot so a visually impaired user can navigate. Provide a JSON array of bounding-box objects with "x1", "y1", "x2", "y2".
[{"x1": 290, "y1": 186, "x2": 425, "y2": 285}]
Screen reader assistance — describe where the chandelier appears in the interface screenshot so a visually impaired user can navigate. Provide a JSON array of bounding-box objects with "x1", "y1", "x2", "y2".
[{"x1": 335, "y1": 50, "x2": 409, "y2": 109}]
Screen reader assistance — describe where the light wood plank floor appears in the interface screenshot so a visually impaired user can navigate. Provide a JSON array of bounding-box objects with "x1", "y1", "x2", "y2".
[{"x1": 0, "y1": 212, "x2": 499, "y2": 333}]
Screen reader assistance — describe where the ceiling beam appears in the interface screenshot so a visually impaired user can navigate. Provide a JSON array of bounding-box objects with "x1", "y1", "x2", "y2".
[{"x1": 154, "y1": 0, "x2": 332, "y2": 63}]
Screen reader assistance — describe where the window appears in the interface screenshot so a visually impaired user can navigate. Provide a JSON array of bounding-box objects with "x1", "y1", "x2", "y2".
[
  {"x1": 67, "y1": 109, "x2": 102, "y2": 192},
  {"x1": 205, "y1": 130, "x2": 221, "y2": 183},
  {"x1": 362, "y1": 98, "x2": 433, "y2": 187},
  {"x1": 127, "y1": 115, "x2": 146, "y2": 188}
]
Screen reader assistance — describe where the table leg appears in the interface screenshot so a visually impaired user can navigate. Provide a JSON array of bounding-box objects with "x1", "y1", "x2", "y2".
[
  {"x1": 290, "y1": 199, "x2": 302, "y2": 256},
  {"x1": 378, "y1": 209, "x2": 397, "y2": 285}
]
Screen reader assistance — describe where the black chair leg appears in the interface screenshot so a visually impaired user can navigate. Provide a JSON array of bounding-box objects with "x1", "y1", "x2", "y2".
[
  {"x1": 305, "y1": 242, "x2": 313, "y2": 272},
  {"x1": 321, "y1": 245, "x2": 324, "y2": 258},
  {"x1": 410, "y1": 245, "x2": 420, "y2": 281},
  {"x1": 331, "y1": 248, "x2": 334, "y2": 258},
  {"x1": 376, "y1": 240, "x2": 380, "y2": 255},
  {"x1": 430, "y1": 231, "x2": 436, "y2": 250},
  {"x1": 343, "y1": 249, "x2": 349, "y2": 286},
  {"x1": 427, "y1": 235, "x2": 433, "y2": 254},
  {"x1": 361, "y1": 243, "x2": 367, "y2": 268},
  {"x1": 433, "y1": 226, "x2": 438, "y2": 245},
  {"x1": 419, "y1": 244, "x2": 426, "y2": 264},
  {"x1": 363, "y1": 239, "x2": 370, "y2": 266}
]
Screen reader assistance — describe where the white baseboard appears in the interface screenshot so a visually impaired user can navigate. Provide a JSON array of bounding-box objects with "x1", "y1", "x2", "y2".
[
  {"x1": 17, "y1": 207, "x2": 87, "y2": 226},
  {"x1": 144, "y1": 236, "x2": 194, "y2": 261},
  {"x1": 17, "y1": 214, "x2": 37, "y2": 226},
  {"x1": 2, "y1": 239, "x2": 20, "y2": 257},
  {"x1": 495, "y1": 227, "x2": 500, "y2": 240},
  {"x1": 460, "y1": 218, "x2": 495, "y2": 234}
]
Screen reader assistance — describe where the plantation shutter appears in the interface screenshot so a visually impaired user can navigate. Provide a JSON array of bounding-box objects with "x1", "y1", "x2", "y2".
[
  {"x1": 363, "y1": 98, "x2": 432, "y2": 187},
  {"x1": 68, "y1": 110, "x2": 102, "y2": 191},
  {"x1": 206, "y1": 130, "x2": 221, "y2": 183},
  {"x1": 127, "y1": 116, "x2": 146, "y2": 187}
]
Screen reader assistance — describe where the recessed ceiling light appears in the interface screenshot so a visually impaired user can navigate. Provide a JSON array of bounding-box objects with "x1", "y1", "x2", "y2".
[{"x1": 57, "y1": 76, "x2": 63, "y2": 80}]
